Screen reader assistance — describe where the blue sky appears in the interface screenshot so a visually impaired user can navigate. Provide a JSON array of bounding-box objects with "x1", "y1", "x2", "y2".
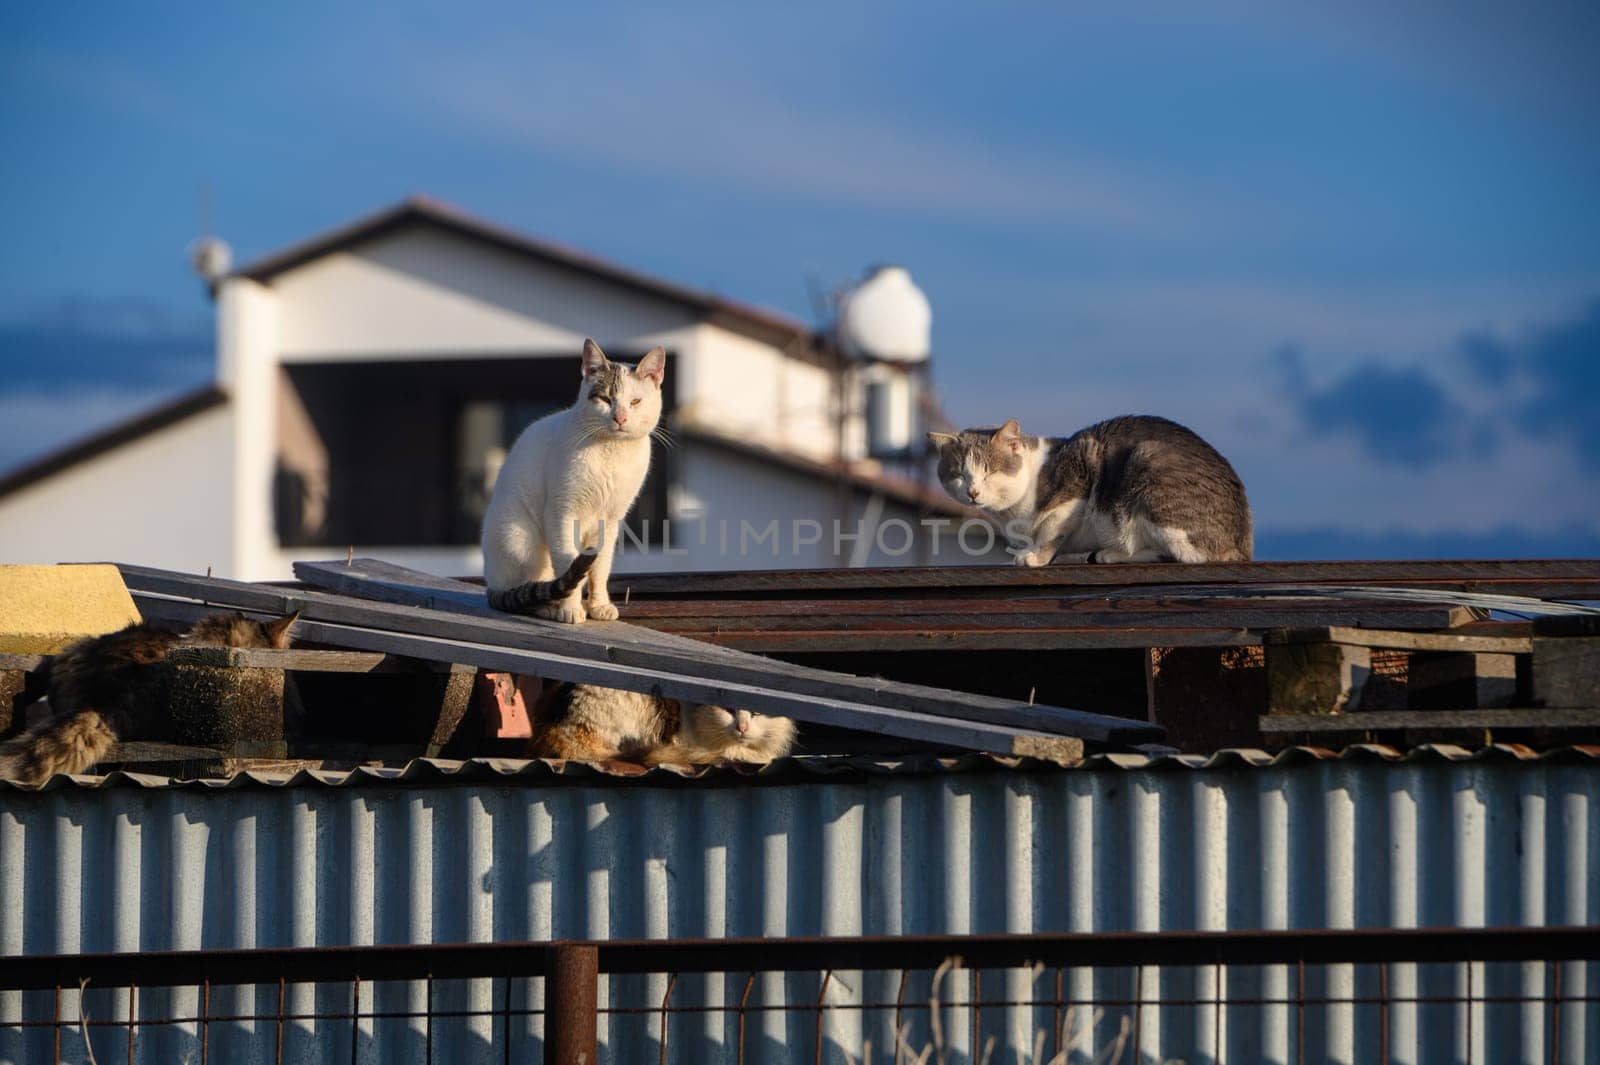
[{"x1": 2, "y1": 1, "x2": 1597, "y2": 557}]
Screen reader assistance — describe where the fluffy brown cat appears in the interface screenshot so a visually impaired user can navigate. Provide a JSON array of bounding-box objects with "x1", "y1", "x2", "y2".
[
  {"x1": 531, "y1": 683, "x2": 797, "y2": 765},
  {"x1": 0, "y1": 612, "x2": 297, "y2": 784}
]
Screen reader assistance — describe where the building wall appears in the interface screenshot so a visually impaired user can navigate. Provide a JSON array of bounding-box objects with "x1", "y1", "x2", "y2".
[
  {"x1": 0, "y1": 407, "x2": 233, "y2": 571},
  {"x1": 682, "y1": 325, "x2": 839, "y2": 461},
  {"x1": 269, "y1": 227, "x2": 704, "y2": 360},
  {"x1": 220, "y1": 278, "x2": 282, "y2": 581},
  {"x1": 0, "y1": 755, "x2": 1593, "y2": 1064},
  {"x1": 653, "y1": 444, "x2": 1000, "y2": 571}
]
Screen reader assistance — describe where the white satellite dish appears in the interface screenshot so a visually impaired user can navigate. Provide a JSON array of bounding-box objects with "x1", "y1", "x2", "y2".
[
  {"x1": 838, "y1": 265, "x2": 931, "y2": 364},
  {"x1": 189, "y1": 235, "x2": 233, "y2": 285}
]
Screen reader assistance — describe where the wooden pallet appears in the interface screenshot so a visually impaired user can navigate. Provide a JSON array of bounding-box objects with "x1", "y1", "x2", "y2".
[
  {"x1": 1260, "y1": 621, "x2": 1599, "y2": 738},
  {"x1": 0, "y1": 645, "x2": 478, "y2": 775}
]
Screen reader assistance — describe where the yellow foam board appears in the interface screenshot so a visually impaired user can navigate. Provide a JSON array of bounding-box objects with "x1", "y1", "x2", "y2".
[{"x1": 0, "y1": 564, "x2": 142, "y2": 653}]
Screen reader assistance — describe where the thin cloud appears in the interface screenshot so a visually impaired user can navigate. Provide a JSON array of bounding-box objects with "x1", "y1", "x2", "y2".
[
  {"x1": 395, "y1": 26, "x2": 1229, "y2": 237},
  {"x1": 1190, "y1": 0, "x2": 1600, "y2": 127}
]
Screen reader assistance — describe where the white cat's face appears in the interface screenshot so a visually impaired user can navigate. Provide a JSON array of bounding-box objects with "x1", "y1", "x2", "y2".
[
  {"x1": 929, "y1": 420, "x2": 1030, "y2": 510},
  {"x1": 579, "y1": 340, "x2": 666, "y2": 441}
]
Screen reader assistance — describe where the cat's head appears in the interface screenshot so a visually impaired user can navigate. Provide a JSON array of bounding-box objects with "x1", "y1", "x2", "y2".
[
  {"x1": 578, "y1": 338, "x2": 666, "y2": 441},
  {"x1": 186, "y1": 611, "x2": 299, "y2": 649},
  {"x1": 927, "y1": 419, "x2": 1031, "y2": 510},
  {"x1": 684, "y1": 704, "x2": 797, "y2": 760}
]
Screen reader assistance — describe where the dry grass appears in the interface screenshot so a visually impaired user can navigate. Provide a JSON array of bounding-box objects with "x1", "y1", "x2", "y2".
[{"x1": 840, "y1": 957, "x2": 1184, "y2": 1065}]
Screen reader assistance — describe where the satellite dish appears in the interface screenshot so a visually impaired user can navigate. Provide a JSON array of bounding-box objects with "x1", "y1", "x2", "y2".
[
  {"x1": 838, "y1": 265, "x2": 931, "y2": 364},
  {"x1": 189, "y1": 236, "x2": 233, "y2": 285}
]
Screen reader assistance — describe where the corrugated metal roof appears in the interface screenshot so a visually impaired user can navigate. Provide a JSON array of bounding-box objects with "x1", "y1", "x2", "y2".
[
  {"x1": 3, "y1": 743, "x2": 1597, "y2": 1063},
  {"x1": 2, "y1": 743, "x2": 1596, "y2": 793}
]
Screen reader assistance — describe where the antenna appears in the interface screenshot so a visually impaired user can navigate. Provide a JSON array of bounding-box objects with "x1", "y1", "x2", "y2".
[
  {"x1": 188, "y1": 182, "x2": 232, "y2": 293},
  {"x1": 802, "y1": 264, "x2": 833, "y2": 332}
]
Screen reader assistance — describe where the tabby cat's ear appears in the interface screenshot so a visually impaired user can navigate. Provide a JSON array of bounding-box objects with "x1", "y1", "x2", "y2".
[
  {"x1": 993, "y1": 419, "x2": 1023, "y2": 452},
  {"x1": 634, "y1": 347, "x2": 666, "y2": 388},
  {"x1": 581, "y1": 339, "x2": 609, "y2": 379},
  {"x1": 265, "y1": 612, "x2": 299, "y2": 648},
  {"x1": 926, "y1": 431, "x2": 958, "y2": 452}
]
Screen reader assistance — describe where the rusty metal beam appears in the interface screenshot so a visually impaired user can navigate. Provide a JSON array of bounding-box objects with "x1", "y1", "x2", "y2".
[{"x1": 545, "y1": 942, "x2": 598, "y2": 1065}]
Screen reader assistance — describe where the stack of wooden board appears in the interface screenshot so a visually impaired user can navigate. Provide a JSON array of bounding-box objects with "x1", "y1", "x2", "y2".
[
  {"x1": 115, "y1": 560, "x2": 1164, "y2": 764},
  {"x1": 591, "y1": 559, "x2": 1600, "y2": 749},
  {"x1": 7, "y1": 559, "x2": 1592, "y2": 775}
]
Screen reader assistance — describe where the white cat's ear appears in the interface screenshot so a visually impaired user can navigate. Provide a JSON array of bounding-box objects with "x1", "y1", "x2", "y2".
[
  {"x1": 926, "y1": 431, "x2": 958, "y2": 452},
  {"x1": 581, "y1": 339, "x2": 608, "y2": 379},
  {"x1": 994, "y1": 419, "x2": 1023, "y2": 452},
  {"x1": 634, "y1": 347, "x2": 666, "y2": 387}
]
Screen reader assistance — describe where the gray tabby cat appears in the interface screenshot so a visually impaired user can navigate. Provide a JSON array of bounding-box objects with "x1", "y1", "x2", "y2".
[{"x1": 928, "y1": 415, "x2": 1251, "y2": 564}]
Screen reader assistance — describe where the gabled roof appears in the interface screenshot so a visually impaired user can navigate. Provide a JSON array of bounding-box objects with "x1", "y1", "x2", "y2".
[
  {"x1": 235, "y1": 196, "x2": 822, "y2": 355},
  {"x1": 0, "y1": 386, "x2": 228, "y2": 500}
]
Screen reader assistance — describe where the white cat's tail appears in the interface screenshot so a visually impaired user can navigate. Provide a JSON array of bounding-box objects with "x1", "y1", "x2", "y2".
[
  {"x1": 0, "y1": 710, "x2": 120, "y2": 785},
  {"x1": 487, "y1": 550, "x2": 598, "y2": 615}
]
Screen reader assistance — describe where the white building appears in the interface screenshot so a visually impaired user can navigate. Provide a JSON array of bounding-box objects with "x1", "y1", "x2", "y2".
[{"x1": 0, "y1": 198, "x2": 986, "y2": 578}]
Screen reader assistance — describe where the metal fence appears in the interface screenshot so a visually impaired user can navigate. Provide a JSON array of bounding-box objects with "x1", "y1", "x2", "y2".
[{"x1": 3, "y1": 927, "x2": 1597, "y2": 1065}]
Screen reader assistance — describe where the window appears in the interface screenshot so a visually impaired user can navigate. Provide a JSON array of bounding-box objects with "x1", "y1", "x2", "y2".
[{"x1": 276, "y1": 355, "x2": 674, "y2": 548}]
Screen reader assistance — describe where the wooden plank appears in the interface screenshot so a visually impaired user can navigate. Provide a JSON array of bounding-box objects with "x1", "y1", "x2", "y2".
[
  {"x1": 167, "y1": 647, "x2": 462, "y2": 673},
  {"x1": 1266, "y1": 643, "x2": 1371, "y2": 716},
  {"x1": 1266, "y1": 627, "x2": 1533, "y2": 654},
  {"x1": 680, "y1": 628, "x2": 1263, "y2": 653},
  {"x1": 274, "y1": 560, "x2": 1163, "y2": 744},
  {"x1": 1260, "y1": 709, "x2": 1600, "y2": 732},
  {"x1": 607, "y1": 559, "x2": 1600, "y2": 599},
  {"x1": 1533, "y1": 636, "x2": 1600, "y2": 710},
  {"x1": 426, "y1": 669, "x2": 477, "y2": 758},
  {"x1": 136, "y1": 595, "x2": 1086, "y2": 760},
  {"x1": 631, "y1": 604, "x2": 1466, "y2": 632},
  {"x1": 616, "y1": 594, "x2": 1457, "y2": 622},
  {"x1": 1534, "y1": 616, "x2": 1600, "y2": 637}
]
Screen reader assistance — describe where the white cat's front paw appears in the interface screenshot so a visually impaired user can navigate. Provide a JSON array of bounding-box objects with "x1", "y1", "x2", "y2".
[
  {"x1": 534, "y1": 598, "x2": 588, "y2": 624},
  {"x1": 1013, "y1": 548, "x2": 1051, "y2": 567},
  {"x1": 586, "y1": 601, "x2": 620, "y2": 621}
]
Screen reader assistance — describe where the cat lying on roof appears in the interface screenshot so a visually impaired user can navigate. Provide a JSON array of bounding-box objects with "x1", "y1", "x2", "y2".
[{"x1": 928, "y1": 415, "x2": 1252, "y2": 565}]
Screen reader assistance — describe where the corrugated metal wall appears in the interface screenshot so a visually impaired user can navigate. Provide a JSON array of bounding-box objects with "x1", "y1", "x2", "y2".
[{"x1": 1, "y1": 753, "x2": 1596, "y2": 1064}]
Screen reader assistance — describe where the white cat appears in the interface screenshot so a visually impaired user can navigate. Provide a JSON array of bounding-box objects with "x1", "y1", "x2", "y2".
[{"x1": 481, "y1": 339, "x2": 666, "y2": 623}]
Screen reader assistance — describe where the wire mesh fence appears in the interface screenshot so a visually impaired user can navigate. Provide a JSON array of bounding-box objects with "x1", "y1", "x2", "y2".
[{"x1": 2, "y1": 927, "x2": 1596, "y2": 1064}]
